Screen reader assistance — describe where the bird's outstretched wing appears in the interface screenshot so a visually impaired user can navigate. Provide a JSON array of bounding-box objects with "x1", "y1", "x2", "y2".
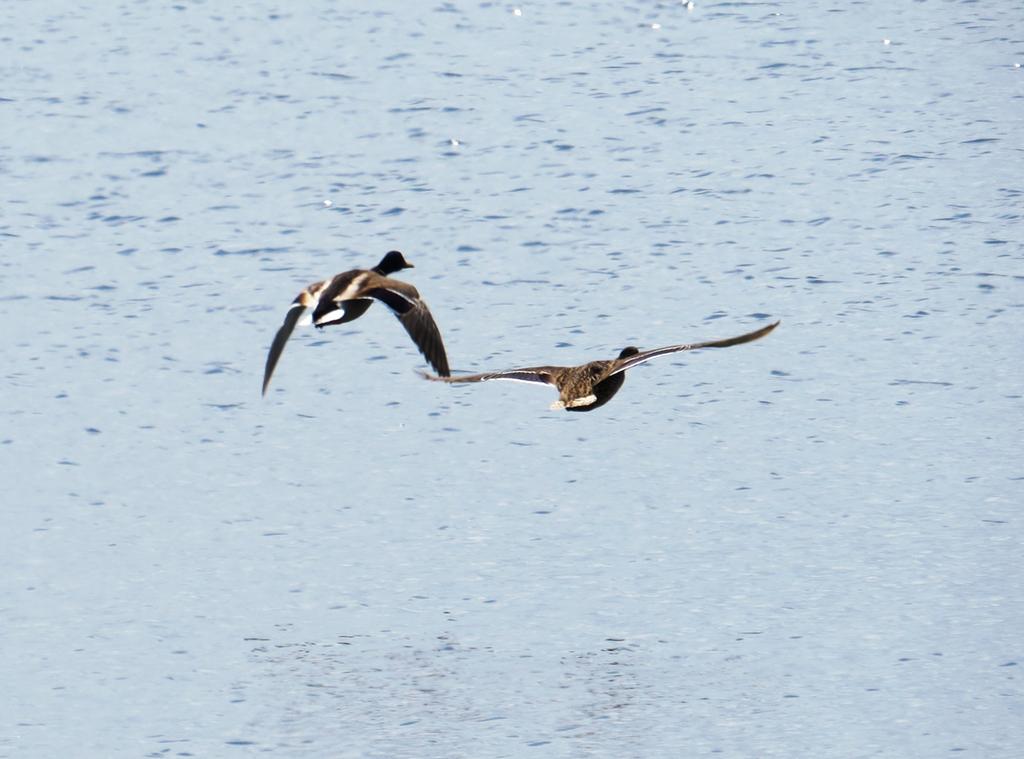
[
  {"x1": 262, "y1": 299, "x2": 307, "y2": 395},
  {"x1": 367, "y1": 285, "x2": 451, "y2": 377},
  {"x1": 610, "y1": 320, "x2": 780, "y2": 376},
  {"x1": 418, "y1": 366, "x2": 560, "y2": 387}
]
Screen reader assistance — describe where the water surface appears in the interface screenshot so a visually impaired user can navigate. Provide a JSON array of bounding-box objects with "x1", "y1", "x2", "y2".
[{"x1": 2, "y1": 1, "x2": 1022, "y2": 757}]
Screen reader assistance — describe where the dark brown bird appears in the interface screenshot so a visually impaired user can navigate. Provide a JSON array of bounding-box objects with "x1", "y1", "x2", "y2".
[
  {"x1": 419, "y1": 321, "x2": 778, "y2": 411},
  {"x1": 262, "y1": 250, "x2": 450, "y2": 395}
]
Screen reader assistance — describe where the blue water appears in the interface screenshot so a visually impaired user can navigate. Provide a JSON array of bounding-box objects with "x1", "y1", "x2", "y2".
[{"x1": 3, "y1": 2, "x2": 1022, "y2": 757}]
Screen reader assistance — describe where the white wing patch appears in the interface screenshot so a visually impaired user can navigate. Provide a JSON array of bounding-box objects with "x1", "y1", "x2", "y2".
[
  {"x1": 314, "y1": 308, "x2": 345, "y2": 326},
  {"x1": 566, "y1": 394, "x2": 597, "y2": 407}
]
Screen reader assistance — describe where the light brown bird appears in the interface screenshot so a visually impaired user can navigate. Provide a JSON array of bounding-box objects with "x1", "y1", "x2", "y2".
[
  {"x1": 263, "y1": 250, "x2": 450, "y2": 395},
  {"x1": 419, "y1": 321, "x2": 778, "y2": 412}
]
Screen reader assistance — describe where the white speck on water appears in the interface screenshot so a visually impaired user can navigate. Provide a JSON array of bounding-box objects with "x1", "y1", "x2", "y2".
[
  {"x1": 651, "y1": 22, "x2": 662, "y2": 30},
  {"x1": 512, "y1": 7, "x2": 522, "y2": 17},
  {"x1": 883, "y1": 38, "x2": 891, "y2": 45},
  {"x1": 322, "y1": 199, "x2": 333, "y2": 207}
]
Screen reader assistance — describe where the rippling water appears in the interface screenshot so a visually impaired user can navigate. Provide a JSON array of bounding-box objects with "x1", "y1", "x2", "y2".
[{"x1": 3, "y1": 2, "x2": 1022, "y2": 757}]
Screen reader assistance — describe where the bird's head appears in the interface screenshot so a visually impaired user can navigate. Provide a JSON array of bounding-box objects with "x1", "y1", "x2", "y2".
[
  {"x1": 375, "y1": 250, "x2": 414, "y2": 275},
  {"x1": 617, "y1": 346, "x2": 641, "y2": 359}
]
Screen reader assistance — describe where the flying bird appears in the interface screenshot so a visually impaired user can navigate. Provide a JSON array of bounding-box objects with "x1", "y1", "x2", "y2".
[
  {"x1": 262, "y1": 250, "x2": 450, "y2": 395},
  {"x1": 419, "y1": 320, "x2": 778, "y2": 412}
]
